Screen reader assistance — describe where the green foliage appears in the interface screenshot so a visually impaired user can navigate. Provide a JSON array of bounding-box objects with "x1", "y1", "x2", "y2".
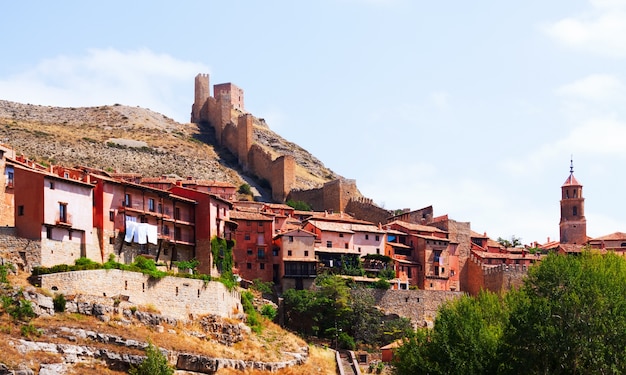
[
  {"x1": 173, "y1": 259, "x2": 200, "y2": 272},
  {"x1": 53, "y1": 293, "x2": 66, "y2": 312},
  {"x1": 340, "y1": 255, "x2": 365, "y2": 276},
  {"x1": 211, "y1": 237, "x2": 236, "y2": 288},
  {"x1": 496, "y1": 235, "x2": 522, "y2": 248},
  {"x1": 500, "y1": 251, "x2": 626, "y2": 374},
  {"x1": 260, "y1": 304, "x2": 277, "y2": 321},
  {"x1": 250, "y1": 278, "x2": 273, "y2": 294},
  {"x1": 0, "y1": 263, "x2": 13, "y2": 284},
  {"x1": 74, "y1": 257, "x2": 100, "y2": 268},
  {"x1": 378, "y1": 267, "x2": 396, "y2": 280},
  {"x1": 370, "y1": 278, "x2": 391, "y2": 289},
  {"x1": 8, "y1": 299, "x2": 36, "y2": 321},
  {"x1": 241, "y1": 291, "x2": 263, "y2": 334},
  {"x1": 394, "y1": 291, "x2": 508, "y2": 375},
  {"x1": 285, "y1": 199, "x2": 312, "y2": 211},
  {"x1": 237, "y1": 183, "x2": 252, "y2": 195},
  {"x1": 338, "y1": 331, "x2": 356, "y2": 350},
  {"x1": 129, "y1": 340, "x2": 174, "y2": 375},
  {"x1": 20, "y1": 323, "x2": 41, "y2": 338},
  {"x1": 394, "y1": 251, "x2": 626, "y2": 375}
]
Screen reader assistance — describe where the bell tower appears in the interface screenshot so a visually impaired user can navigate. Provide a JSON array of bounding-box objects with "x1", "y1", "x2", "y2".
[{"x1": 559, "y1": 158, "x2": 587, "y2": 244}]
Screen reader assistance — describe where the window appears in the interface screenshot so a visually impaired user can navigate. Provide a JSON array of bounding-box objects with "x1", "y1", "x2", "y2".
[
  {"x1": 46, "y1": 227, "x2": 52, "y2": 239},
  {"x1": 162, "y1": 225, "x2": 170, "y2": 235},
  {"x1": 339, "y1": 233, "x2": 344, "y2": 238},
  {"x1": 109, "y1": 211, "x2": 115, "y2": 221},
  {"x1": 257, "y1": 248, "x2": 265, "y2": 259},
  {"x1": 247, "y1": 263, "x2": 252, "y2": 269},
  {"x1": 358, "y1": 247, "x2": 361, "y2": 253},
  {"x1": 7, "y1": 171, "x2": 13, "y2": 187},
  {"x1": 376, "y1": 248, "x2": 380, "y2": 254},
  {"x1": 365, "y1": 234, "x2": 369, "y2": 240},
  {"x1": 174, "y1": 207, "x2": 181, "y2": 220},
  {"x1": 109, "y1": 237, "x2": 115, "y2": 245},
  {"x1": 244, "y1": 233, "x2": 250, "y2": 241},
  {"x1": 174, "y1": 227, "x2": 181, "y2": 241},
  {"x1": 288, "y1": 250, "x2": 292, "y2": 256},
  {"x1": 344, "y1": 243, "x2": 349, "y2": 249},
  {"x1": 68, "y1": 230, "x2": 72, "y2": 240},
  {"x1": 260, "y1": 263, "x2": 265, "y2": 270},
  {"x1": 148, "y1": 198, "x2": 155, "y2": 212},
  {"x1": 304, "y1": 250, "x2": 309, "y2": 256},
  {"x1": 375, "y1": 235, "x2": 380, "y2": 241},
  {"x1": 247, "y1": 249, "x2": 253, "y2": 255},
  {"x1": 289, "y1": 236, "x2": 294, "y2": 242},
  {"x1": 18, "y1": 205, "x2": 24, "y2": 216},
  {"x1": 272, "y1": 248, "x2": 279, "y2": 256},
  {"x1": 573, "y1": 206, "x2": 578, "y2": 216},
  {"x1": 59, "y1": 203, "x2": 68, "y2": 223},
  {"x1": 64, "y1": 172, "x2": 69, "y2": 178},
  {"x1": 247, "y1": 221, "x2": 251, "y2": 226},
  {"x1": 49, "y1": 181, "x2": 55, "y2": 190},
  {"x1": 326, "y1": 241, "x2": 332, "y2": 248},
  {"x1": 124, "y1": 194, "x2": 131, "y2": 207},
  {"x1": 259, "y1": 221, "x2": 264, "y2": 227}
]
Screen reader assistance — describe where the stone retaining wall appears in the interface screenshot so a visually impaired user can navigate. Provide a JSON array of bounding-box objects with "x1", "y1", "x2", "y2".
[{"x1": 39, "y1": 269, "x2": 241, "y2": 321}]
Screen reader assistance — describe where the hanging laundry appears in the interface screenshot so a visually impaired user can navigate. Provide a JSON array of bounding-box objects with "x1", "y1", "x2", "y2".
[
  {"x1": 136, "y1": 223, "x2": 148, "y2": 245},
  {"x1": 125, "y1": 221, "x2": 137, "y2": 243},
  {"x1": 147, "y1": 224, "x2": 158, "y2": 245}
]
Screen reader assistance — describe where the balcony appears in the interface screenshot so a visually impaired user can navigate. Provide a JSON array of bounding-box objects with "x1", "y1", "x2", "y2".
[{"x1": 55, "y1": 212, "x2": 72, "y2": 227}]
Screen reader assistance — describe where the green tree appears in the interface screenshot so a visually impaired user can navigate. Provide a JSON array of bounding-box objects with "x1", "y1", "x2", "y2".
[
  {"x1": 129, "y1": 340, "x2": 174, "y2": 375},
  {"x1": 286, "y1": 199, "x2": 312, "y2": 211},
  {"x1": 394, "y1": 291, "x2": 509, "y2": 375},
  {"x1": 500, "y1": 251, "x2": 626, "y2": 374}
]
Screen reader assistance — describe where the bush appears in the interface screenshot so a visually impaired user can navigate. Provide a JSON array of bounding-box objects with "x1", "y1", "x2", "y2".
[
  {"x1": 9, "y1": 299, "x2": 35, "y2": 321},
  {"x1": 261, "y1": 304, "x2": 277, "y2": 321},
  {"x1": 370, "y1": 278, "x2": 391, "y2": 290},
  {"x1": 53, "y1": 294, "x2": 66, "y2": 312},
  {"x1": 20, "y1": 323, "x2": 41, "y2": 338},
  {"x1": 238, "y1": 183, "x2": 252, "y2": 195},
  {"x1": 338, "y1": 332, "x2": 356, "y2": 350},
  {"x1": 129, "y1": 340, "x2": 174, "y2": 375}
]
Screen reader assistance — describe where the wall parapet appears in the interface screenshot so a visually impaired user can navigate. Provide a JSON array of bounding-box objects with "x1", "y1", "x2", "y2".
[{"x1": 39, "y1": 269, "x2": 241, "y2": 321}]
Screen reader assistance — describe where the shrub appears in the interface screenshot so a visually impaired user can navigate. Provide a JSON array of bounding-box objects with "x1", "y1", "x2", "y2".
[
  {"x1": 129, "y1": 340, "x2": 174, "y2": 375},
  {"x1": 261, "y1": 304, "x2": 277, "y2": 321},
  {"x1": 53, "y1": 294, "x2": 66, "y2": 312},
  {"x1": 238, "y1": 183, "x2": 252, "y2": 195},
  {"x1": 20, "y1": 323, "x2": 41, "y2": 338},
  {"x1": 9, "y1": 299, "x2": 35, "y2": 321},
  {"x1": 338, "y1": 332, "x2": 356, "y2": 350},
  {"x1": 370, "y1": 278, "x2": 391, "y2": 290},
  {"x1": 242, "y1": 291, "x2": 263, "y2": 334}
]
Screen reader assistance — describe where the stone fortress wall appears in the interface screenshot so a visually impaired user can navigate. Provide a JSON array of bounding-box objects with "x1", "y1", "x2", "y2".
[
  {"x1": 362, "y1": 289, "x2": 465, "y2": 327},
  {"x1": 39, "y1": 269, "x2": 242, "y2": 321},
  {"x1": 191, "y1": 74, "x2": 295, "y2": 203},
  {"x1": 465, "y1": 253, "x2": 529, "y2": 296}
]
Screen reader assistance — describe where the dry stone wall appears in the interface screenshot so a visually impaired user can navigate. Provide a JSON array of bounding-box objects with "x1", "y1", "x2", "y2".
[
  {"x1": 362, "y1": 289, "x2": 464, "y2": 327},
  {"x1": 39, "y1": 269, "x2": 241, "y2": 321}
]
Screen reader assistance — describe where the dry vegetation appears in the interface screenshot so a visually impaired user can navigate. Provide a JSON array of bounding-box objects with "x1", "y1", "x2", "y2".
[{"x1": 0, "y1": 272, "x2": 338, "y2": 374}]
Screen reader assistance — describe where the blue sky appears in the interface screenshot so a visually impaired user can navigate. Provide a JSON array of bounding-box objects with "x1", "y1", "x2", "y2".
[{"x1": 2, "y1": 0, "x2": 626, "y2": 244}]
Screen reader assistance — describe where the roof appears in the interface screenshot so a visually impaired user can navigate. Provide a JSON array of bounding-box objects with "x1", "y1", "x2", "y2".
[
  {"x1": 9, "y1": 161, "x2": 95, "y2": 188},
  {"x1": 562, "y1": 173, "x2": 581, "y2": 186},
  {"x1": 229, "y1": 210, "x2": 274, "y2": 221},
  {"x1": 275, "y1": 228, "x2": 316, "y2": 238},
  {"x1": 306, "y1": 220, "x2": 355, "y2": 234},
  {"x1": 590, "y1": 232, "x2": 626, "y2": 241},
  {"x1": 381, "y1": 339, "x2": 404, "y2": 350},
  {"x1": 386, "y1": 220, "x2": 445, "y2": 234}
]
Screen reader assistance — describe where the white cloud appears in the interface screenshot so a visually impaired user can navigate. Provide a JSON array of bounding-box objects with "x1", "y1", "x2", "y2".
[
  {"x1": 556, "y1": 74, "x2": 626, "y2": 101},
  {"x1": 544, "y1": 1, "x2": 626, "y2": 57},
  {"x1": 501, "y1": 116, "x2": 626, "y2": 176},
  {"x1": 0, "y1": 48, "x2": 209, "y2": 123}
]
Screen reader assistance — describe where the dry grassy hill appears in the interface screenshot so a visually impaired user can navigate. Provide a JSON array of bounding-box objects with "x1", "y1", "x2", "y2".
[{"x1": 0, "y1": 100, "x2": 339, "y2": 195}]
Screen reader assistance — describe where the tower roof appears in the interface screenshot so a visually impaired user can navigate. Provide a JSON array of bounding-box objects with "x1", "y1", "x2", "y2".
[{"x1": 562, "y1": 157, "x2": 581, "y2": 186}]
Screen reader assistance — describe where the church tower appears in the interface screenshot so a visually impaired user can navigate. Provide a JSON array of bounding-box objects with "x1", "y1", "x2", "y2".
[{"x1": 559, "y1": 159, "x2": 587, "y2": 244}]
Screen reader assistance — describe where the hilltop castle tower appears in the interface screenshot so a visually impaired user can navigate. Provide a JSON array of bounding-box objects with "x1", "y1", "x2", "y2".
[{"x1": 559, "y1": 159, "x2": 587, "y2": 244}]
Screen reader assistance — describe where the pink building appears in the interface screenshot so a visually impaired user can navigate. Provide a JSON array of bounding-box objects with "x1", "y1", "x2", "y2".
[
  {"x1": 275, "y1": 228, "x2": 317, "y2": 290},
  {"x1": 10, "y1": 161, "x2": 96, "y2": 267}
]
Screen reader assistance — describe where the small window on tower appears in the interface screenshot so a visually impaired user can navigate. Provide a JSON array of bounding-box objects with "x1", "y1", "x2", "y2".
[{"x1": 573, "y1": 206, "x2": 578, "y2": 216}]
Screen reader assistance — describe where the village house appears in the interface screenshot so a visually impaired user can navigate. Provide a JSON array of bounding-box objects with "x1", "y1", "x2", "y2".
[
  {"x1": 274, "y1": 228, "x2": 317, "y2": 290},
  {"x1": 227, "y1": 209, "x2": 278, "y2": 283},
  {"x1": 9, "y1": 159, "x2": 97, "y2": 267},
  {"x1": 169, "y1": 185, "x2": 236, "y2": 276},
  {"x1": 386, "y1": 220, "x2": 457, "y2": 290},
  {"x1": 142, "y1": 176, "x2": 237, "y2": 201},
  {"x1": 86, "y1": 172, "x2": 197, "y2": 266}
]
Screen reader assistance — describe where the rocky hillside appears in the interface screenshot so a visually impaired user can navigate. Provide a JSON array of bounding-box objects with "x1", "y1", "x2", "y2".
[{"x1": 0, "y1": 100, "x2": 338, "y2": 195}]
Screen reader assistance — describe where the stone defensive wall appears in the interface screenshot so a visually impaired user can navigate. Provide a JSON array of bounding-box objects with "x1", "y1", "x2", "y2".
[
  {"x1": 39, "y1": 269, "x2": 242, "y2": 321},
  {"x1": 362, "y1": 289, "x2": 465, "y2": 327},
  {"x1": 344, "y1": 197, "x2": 392, "y2": 225},
  {"x1": 466, "y1": 254, "x2": 530, "y2": 296},
  {"x1": 288, "y1": 178, "x2": 360, "y2": 213}
]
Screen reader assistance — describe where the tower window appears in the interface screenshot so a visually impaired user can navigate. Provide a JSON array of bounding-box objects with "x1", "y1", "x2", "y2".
[{"x1": 573, "y1": 206, "x2": 578, "y2": 216}]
